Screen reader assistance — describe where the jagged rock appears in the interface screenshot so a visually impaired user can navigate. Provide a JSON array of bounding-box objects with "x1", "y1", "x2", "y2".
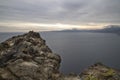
[
  {"x1": 80, "y1": 62, "x2": 120, "y2": 80},
  {"x1": 58, "y1": 74, "x2": 81, "y2": 80},
  {"x1": 0, "y1": 31, "x2": 120, "y2": 80},
  {"x1": 0, "y1": 31, "x2": 61, "y2": 80}
]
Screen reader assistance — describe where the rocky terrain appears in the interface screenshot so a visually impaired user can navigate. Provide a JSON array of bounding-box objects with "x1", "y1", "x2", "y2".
[
  {"x1": 80, "y1": 63, "x2": 120, "y2": 80},
  {"x1": 0, "y1": 31, "x2": 120, "y2": 80}
]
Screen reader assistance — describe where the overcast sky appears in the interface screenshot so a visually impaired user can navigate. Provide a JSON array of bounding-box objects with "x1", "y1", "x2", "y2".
[{"x1": 0, "y1": 0, "x2": 120, "y2": 32}]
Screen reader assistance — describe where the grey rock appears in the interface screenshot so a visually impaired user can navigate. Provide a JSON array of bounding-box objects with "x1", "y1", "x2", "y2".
[
  {"x1": 80, "y1": 63, "x2": 120, "y2": 80},
  {"x1": 0, "y1": 31, "x2": 119, "y2": 80},
  {"x1": 0, "y1": 31, "x2": 61, "y2": 80}
]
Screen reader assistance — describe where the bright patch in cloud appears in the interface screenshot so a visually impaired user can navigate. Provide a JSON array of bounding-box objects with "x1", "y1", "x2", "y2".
[{"x1": 0, "y1": 21, "x2": 107, "y2": 32}]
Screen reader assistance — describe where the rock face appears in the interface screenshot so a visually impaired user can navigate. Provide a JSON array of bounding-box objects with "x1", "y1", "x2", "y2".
[
  {"x1": 0, "y1": 31, "x2": 61, "y2": 80},
  {"x1": 80, "y1": 63, "x2": 120, "y2": 80},
  {"x1": 0, "y1": 31, "x2": 120, "y2": 80}
]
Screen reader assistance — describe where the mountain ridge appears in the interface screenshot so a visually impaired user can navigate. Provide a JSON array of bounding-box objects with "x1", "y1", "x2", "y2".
[{"x1": 53, "y1": 25, "x2": 120, "y2": 35}]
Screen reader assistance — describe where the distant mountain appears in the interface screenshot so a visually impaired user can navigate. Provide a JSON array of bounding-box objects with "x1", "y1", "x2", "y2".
[
  {"x1": 56, "y1": 25, "x2": 120, "y2": 35},
  {"x1": 93, "y1": 25, "x2": 120, "y2": 35},
  {"x1": 57, "y1": 28, "x2": 87, "y2": 32},
  {"x1": 102, "y1": 25, "x2": 120, "y2": 34}
]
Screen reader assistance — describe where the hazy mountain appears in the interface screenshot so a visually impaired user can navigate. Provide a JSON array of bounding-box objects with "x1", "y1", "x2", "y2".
[
  {"x1": 56, "y1": 25, "x2": 120, "y2": 35},
  {"x1": 102, "y1": 25, "x2": 120, "y2": 33}
]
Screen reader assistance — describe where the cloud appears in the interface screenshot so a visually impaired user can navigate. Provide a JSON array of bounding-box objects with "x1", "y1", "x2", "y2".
[
  {"x1": 0, "y1": 22, "x2": 78, "y2": 32},
  {"x1": 0, "y1": 0, "x2": 120, "y2": 31}
]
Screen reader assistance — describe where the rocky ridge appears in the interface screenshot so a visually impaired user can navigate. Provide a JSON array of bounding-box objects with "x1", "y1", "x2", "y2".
[
  {"x1": 0, "y1": 31, "x2": 120, "y2": 80},
  {"x1": 80, "y1": 63, "x2": 120, "y2": 80},
  {"x1": 0, "y1": 31, "x2": 61, "y2": 80}
]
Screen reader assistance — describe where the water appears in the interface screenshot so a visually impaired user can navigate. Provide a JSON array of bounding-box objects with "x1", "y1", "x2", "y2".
[
  {"x1": 0, "y1": 32, "x2": 120, "y2": 74},
  {"x1": 0, "y1": 32, "x2": 23, "y2": 42}
]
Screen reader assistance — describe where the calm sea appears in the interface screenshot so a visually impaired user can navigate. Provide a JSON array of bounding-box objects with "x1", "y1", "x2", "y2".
[{"x1": 0, "y1": 32, "x2": 120, "y2": 74}]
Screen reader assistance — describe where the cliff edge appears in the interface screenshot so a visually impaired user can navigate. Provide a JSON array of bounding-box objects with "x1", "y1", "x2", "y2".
[
  {"x1": 0, "y1": 31, "x2": 61, "y2": 80},
  {"x1": 0, "y1": 31, "x2": 120, "y2": 80}
]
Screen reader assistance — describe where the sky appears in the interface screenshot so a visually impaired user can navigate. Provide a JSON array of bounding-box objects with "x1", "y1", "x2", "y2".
[{"x1": 0, "y1": 0, "x2": 120, "y2": 32}]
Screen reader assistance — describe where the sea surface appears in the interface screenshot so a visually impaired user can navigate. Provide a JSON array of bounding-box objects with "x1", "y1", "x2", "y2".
[{"x1": 0, "y1": 32, "x2": 120, "y2": 74}]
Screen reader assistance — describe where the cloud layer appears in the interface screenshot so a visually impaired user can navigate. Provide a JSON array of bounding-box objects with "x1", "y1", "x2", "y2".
[{"x1": 0, "y1": 0, "x2": 120, "y2": 31}]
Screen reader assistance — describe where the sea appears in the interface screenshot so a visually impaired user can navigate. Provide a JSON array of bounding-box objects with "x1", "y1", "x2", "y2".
[{"x1": 0, "y1": 32, "x2": 120, "y2": 74}]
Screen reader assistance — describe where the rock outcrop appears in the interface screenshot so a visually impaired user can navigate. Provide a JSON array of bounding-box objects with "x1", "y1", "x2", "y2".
[
  {"x1": 80, "y1": 63, "x2": 120, "y2": 80},
  {"x1": 0, "y1": 31, "x2": 120, "y2": 80},
  {"x1": 0, "y1": 31, "x2": 61, "y2": 80}
]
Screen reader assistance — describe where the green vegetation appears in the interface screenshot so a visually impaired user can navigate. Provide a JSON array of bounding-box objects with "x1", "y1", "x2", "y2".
[
  {"x1": 102, "y1": 69, "x2": 115, "y2": 77},
  {"x1": 85, "y1": 74, "x2": 99, "y2": 80}
]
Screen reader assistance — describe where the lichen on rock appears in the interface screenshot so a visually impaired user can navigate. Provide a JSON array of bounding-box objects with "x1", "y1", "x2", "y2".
[
  {"x1": 0, "y1": 31, "x2": 61, "y2": 80},
  {"x1": 80, "y1": 63, "x2": 120, "y2": 80}
]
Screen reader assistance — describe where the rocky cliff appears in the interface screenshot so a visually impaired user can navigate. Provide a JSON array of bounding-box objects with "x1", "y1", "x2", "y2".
[
  {"x1": 80, "y1": 63, "x2": 120, "y2": 80},
  {"x1": 0, "y1": 31, "x2": 120, "y2": 80},
  {"x1": 0, "y1": 31, "x2": 61, "y2": 80}
]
